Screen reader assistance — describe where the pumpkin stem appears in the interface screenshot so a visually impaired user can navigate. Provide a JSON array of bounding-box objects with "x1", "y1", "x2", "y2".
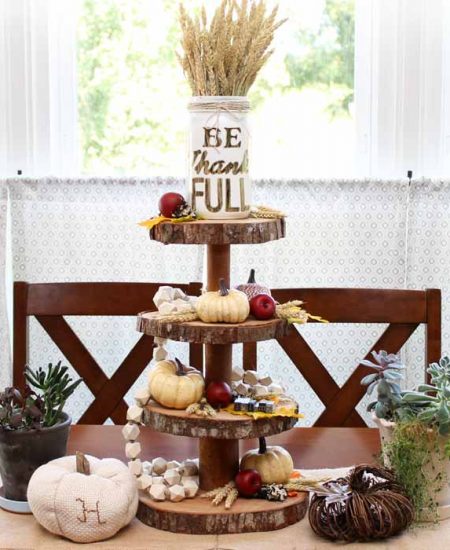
[
  {"x1": 76, "y1": 451, "x2": 90, "y2": 475},
  {"x1": 218, "y1": 278, "x2": 229, "y2": 296},
  {"x1": 258, "y1": 437, "x2": 267, "y2": 454},
  {"x1": 248, "y1": 269, "x2": 256, "y2": 284},
  {"x1": 174, "y1": 358, "x2": 187, "y2": 376}
]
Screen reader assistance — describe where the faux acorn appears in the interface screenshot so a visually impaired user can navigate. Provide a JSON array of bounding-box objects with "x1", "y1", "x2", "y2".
[{"x1": 235, "y1": 269, "x2": 271, "y2": 300}]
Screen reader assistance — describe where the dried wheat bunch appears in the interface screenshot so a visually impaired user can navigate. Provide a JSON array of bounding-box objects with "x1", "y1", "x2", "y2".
[{"x1": 178, "y1": 0, "x2": 286, "y2": 96}]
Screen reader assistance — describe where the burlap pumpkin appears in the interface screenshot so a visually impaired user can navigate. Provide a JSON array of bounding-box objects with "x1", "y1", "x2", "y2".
[{"x1": 27, "y1": 453, "x2": 138, "y2": 543}]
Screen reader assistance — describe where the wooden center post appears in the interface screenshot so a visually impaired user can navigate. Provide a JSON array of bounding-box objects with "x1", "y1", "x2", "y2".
[{"x1": 198, "y1": 244, "x2": 239, "y2": 490}]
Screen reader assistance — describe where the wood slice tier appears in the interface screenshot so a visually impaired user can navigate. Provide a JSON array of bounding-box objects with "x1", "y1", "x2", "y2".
[
  {"x1": 137, "y1": 312, "x2": 290, "y2": 344},
  {"x1": 137, "y1": 491, "x2": 307, "y2": 534},
  {"x1": 143, "y1": 402, "x2": 297, "y2": 439},
  {"x1": 150, "y1": 217, "x2": 285, "y2": 245}
]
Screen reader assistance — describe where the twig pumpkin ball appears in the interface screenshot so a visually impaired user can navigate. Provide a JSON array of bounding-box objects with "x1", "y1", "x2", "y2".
[
  {"x1": 308, "y1": 464, "x2": 414, "y2": 542},
  {"x1": 148, "y1": 358, "x2": 204, "y2": 409},
  {"x1": 196, "y1": 278, "x2": 250, "y2": 323}
]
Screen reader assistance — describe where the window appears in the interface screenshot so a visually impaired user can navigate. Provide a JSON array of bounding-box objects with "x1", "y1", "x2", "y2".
[{"x1": 76, "y1": 0, "x2": 356, "y2": 177}]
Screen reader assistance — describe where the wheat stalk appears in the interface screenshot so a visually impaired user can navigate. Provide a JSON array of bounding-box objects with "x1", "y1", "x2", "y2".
[{"x1": 178, "y1": 0, "x2": 285, "y2": 96}]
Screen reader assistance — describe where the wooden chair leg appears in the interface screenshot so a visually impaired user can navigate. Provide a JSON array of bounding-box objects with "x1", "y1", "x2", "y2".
[
  {"x1": 426, "y1": 289, "x2": 441, "y2": 383},
  {"x1": 13, "y1": 282, "x2": 29, "y2": 391}
]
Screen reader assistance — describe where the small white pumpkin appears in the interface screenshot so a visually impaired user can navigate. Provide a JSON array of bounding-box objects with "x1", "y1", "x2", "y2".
[
  {"x1": 148, "y1": 358, "x2": 204, "y2": 409},
  {"x1": 240, "y1": 437, "x2": 294, "y2": 483},
  {"x1": 196, "y1": 278, "x2": 250, "y2": 323},
  {"x1": 27, "y1": 453, "x2": 138, "y2": 543}
]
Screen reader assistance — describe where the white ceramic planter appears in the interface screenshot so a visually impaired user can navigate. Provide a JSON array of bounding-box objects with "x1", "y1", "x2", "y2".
[
  {"x1": 373, "y1": 415, "x2": 450, "y2": 521},
  {"x1": 187, "y1": 96, "x2": 251, "y2": 220}
]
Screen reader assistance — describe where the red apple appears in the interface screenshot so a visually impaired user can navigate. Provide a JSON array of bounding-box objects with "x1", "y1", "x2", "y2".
[
  {"x1": 206, "y1": 381, "x2": 232, "y2": 409},
  {"x1": 250, "y1": 293, "x2": 276, "y2": 320},
  {"x1": 158, "y1": 192, "x2": 185, "y2": 218},
  {"x1": 235, "y1": 469, "x2": 262, "y2": 497}
]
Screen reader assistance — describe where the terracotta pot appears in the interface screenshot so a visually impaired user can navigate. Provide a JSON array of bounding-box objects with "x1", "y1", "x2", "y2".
[
  {"x1": 373, "y1": 414, "x2": 450, "y2": 520},
  {"x1": 0, "y1": 413, "x2": 71, "y2": 501}
]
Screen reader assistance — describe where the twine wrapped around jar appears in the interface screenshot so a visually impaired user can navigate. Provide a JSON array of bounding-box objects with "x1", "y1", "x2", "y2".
[
  {"x1": 187, "y1": 96, "x2": 251, "y2": 220},
  {"x1": 308, "y1": 464, "x2": 414, "y2": 542}
]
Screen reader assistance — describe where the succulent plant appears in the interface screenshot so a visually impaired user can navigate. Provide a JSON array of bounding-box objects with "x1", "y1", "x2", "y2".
[
  {"x1": 0, "y1": 361, "x2": 82, "y2": 430},
  {"x1": 360, "y1": 350, "x2": 405, "y2": 420},
  {"x1": 400, "y1": 356, "x2": 450, "y2": 435}
]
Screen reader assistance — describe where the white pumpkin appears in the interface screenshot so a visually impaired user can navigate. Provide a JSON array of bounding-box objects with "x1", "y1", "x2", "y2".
[
  {"x1": 148, "y1": 358, "x2": 204, "y2": 409},
  {"x1": 196, "y1": 278, "x2": 250, "y2": 323},
  {"x1": 27, "y1": 453, "x2": 138, "y2": 543},
  {"x1": 240, "y1": 437, "x2": 294, "y2": 484}
]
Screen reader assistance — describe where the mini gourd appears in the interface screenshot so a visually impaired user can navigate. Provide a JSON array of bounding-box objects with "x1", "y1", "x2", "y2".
[
  {"x1": 196, "y1": 278, "x2": 250, "y2": 323},
  {"x1": 240, "y1": 437, "x2": 293, "y2": 484},
  {"x1": 148, "y1": 358, "x2": 204, "y2": 409},
  {"x1": 235, "y1": 268, "x2": 271, "y2": 300}
]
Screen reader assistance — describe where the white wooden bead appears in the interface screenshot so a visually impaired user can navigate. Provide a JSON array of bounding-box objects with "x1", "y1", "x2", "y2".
[
  {"x1": 125, "y1": 442, "x2": 141, "y2": 459},
  {"x1": 126, "y1": 405, "x2": 143, "y2": 423},
  {"x1": 154, "y1": 337, "x2": 168, "y2": 346},
  {"x1": 258, "y1": 375, "x2": 273, "y2": 386},
  {"x1": 179, "y1": 460, "x2": 198, "y2": 476},
  {"x1": 172, "y1": 288, "x2": 186, "y2": 300},
  {"x1": 166, "y1": 460, "x2": 180, "y2": 470},
  {"x1": 142, "y1": 461, "x2": 153, "y2": 474},
  {"x1": 268, "y1": 383, "x2": 284, "y2": 395},
  {"x1": 128, "y1": 459, "x2": 142, "y2": 476},
  {"x1": 234, "y1": 382, "x2": 250, "y2": 396},
  {"x1": 151, "y1": 476, "x2": 164, "y2": 484},
  {"x1": 153, "y1": 286, "x2": 174, "y2": 307},
  {"x1": 253, "y1": 384, "x2": 269, "y2": 397},
  {"x1": 149, "y1": 484, "x2": 166, "y2": 501},
  {"x1": 158, "y1": 302, "x2": 177, "y2": 315},
  {"x1": 136, "y1": 474, "x2": 153, "y2": 491},
  {"x1": 182, "y1": 479, "x2": 199, "y2": 498},
  {"x1": 169, "y1": 484, "x2": 185, "y2": 502},
  {"x1": 153, "y1": 346, "x2": 168, "y2": 361},
  {"x1": 231, "y1": 366, "x2": 245, "y2": 381},
  {"x1": 181, "y1": 475, "x2": 199, "y2": 485},
  {"x1": 163, "y1": 469, "x2": 181, "y2": 486},
  {"x1": 243, "y1": 370, "x2": 259, "y2": 385},
  {"x1": 152, "y1": 457, "x2": 167, "y2": 474},
  {"x1": 122, "y1": 422, "x2": 140, "y2": 441},
  {"x1": 134, "y1": 387, "x2": 151, "y2": 407}
]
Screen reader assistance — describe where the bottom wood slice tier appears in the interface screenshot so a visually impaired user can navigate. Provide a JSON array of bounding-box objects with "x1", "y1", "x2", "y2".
[{"x1": 137, "y1": 491, "x2": 308, "y2": 534}]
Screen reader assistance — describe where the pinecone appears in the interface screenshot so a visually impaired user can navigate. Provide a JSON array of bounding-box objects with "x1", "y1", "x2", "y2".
[
  {"x1": 259, "y1": 484, "x2": 288, "y2": 501},
  {"x1": 172, "y1": 201, "x2": 195, "y2": 218}
]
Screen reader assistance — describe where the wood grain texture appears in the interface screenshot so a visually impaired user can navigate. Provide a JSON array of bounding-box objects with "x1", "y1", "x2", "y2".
[
  {"x1": 149, "y1": 217, "x2": 286, "y2": 245},
  {"x1": 143, "y1": 402, "x2": 297, "y2": 439},
  {"x1": 137, "y1": 312, "x2": 290, "y2": 344},
  {"x1": 137, "y1": 490, "x2": 308, "y2": 534}
]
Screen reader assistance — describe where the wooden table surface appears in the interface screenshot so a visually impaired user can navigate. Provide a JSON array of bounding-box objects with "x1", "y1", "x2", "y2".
[
  {"x1": 4, "y1": 426, "x2": 450, "y2": 549},
  {"x1": 67, "y1": 425, "x2": 381, "y2": 467}
]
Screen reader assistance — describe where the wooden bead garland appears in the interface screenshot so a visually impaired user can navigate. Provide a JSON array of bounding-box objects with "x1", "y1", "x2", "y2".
[
  {"x1": 123, "y1": 337, "x2": 200, "y2": 503},
  {"x1": 308, "y1": 464, "x2": 414, "y2": 542}
]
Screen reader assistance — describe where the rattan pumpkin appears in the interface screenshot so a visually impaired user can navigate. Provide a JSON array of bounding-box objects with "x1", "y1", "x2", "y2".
[
  {"x1": 240, "y1": 437, "x2": 293, "y2": 483},
  {"x1": 308, "y1": 464, "x2": 414, "y2": 542},
  {"x1": 235, "y1": 268, "x2": 271, "y2": 300},
  {"x1": 148, "y1": 358, "x2": 204, "y2": 409},
  {"x1": 196, "y1": 278, "x2": 250, "y2": 323}
]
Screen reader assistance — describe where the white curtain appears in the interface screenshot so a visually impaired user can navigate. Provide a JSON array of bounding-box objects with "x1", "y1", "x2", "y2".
[{"x1": 0, "y1": 177, "x2": 447, "y2": 424}]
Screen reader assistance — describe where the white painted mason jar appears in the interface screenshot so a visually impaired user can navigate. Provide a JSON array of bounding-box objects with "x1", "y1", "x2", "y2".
[{"x1": 186, "y1": 96, "x2": 251, "y2": 220}]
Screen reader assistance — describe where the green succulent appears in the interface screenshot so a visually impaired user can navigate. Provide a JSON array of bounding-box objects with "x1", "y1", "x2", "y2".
[{"x1": 360, "y1": 350, "x2": 405, "y2": 420}]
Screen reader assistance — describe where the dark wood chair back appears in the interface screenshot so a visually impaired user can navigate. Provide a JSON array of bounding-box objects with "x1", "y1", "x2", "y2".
[
  {"x1": 13, "y1": 281, "x2": 202, "y2": 425},
  {"x1": 244, "y1": 288, "x2": 441, "y2": 427}
]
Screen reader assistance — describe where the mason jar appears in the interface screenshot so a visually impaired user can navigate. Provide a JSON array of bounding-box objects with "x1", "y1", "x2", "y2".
[{"x1": 187, "y1": 96, "x2": 251, "y2": 220}]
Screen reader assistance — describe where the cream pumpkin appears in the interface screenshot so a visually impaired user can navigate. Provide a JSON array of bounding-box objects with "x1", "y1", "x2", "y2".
[
  {"x1": 240, "y1": 437, "x2": 293, "y2": 483},
  {"x1": 148, "y1": 358, "x2": 204, "y2": 409},
  {"x1": 27, "y1": 453, "x2": 138, "y2": 543},
  {"x1": 196, "y1": 278, "x2": 250, "y2": 323}
]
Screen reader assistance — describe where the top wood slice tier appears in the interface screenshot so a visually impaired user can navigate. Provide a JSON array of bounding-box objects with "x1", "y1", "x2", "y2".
[
  {"x1": 137, "y1": 312, "x2": 291, "y2": 344},
  {"x1": 149, "y1": 217, "x2": 285, "y2": 245}
]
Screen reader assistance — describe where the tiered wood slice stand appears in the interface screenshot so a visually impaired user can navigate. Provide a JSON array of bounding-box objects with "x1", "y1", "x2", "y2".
[{"x1": 136, "y1": 218, "x2": 308, "y2": 534}]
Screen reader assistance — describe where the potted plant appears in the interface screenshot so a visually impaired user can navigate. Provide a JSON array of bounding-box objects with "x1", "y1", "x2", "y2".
[
  {"x1": 0, "y1": 361, "x2": 81, "y2": 512},
  {"x1": 361, "y1": 351, "x2": 450, "y2": 521}
]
